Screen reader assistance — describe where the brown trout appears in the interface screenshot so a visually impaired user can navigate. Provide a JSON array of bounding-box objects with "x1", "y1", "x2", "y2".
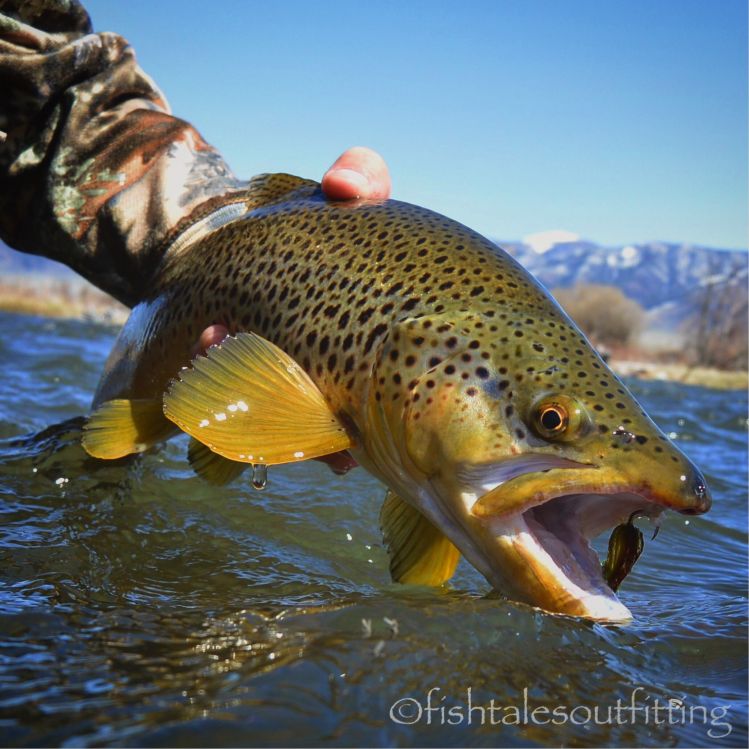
[{"x1": 81, "y1": 173, "x2": 711, "y2": 622}]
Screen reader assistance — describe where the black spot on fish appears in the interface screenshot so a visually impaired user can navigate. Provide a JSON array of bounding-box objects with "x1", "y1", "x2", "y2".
[
  {"x1": 364, "y1": 323, "x2": 388, "y2": 355},
  {"x1": 402, "y1": 298, "x2": 419, "y2": 312},
  {"x1": 386, "y1": 281, "x2": 404, "y2": 295}
]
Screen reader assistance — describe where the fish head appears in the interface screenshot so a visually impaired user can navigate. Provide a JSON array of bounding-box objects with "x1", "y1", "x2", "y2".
[{"x1": 366, "y1": 303, "x2": 711, "y2": 622}]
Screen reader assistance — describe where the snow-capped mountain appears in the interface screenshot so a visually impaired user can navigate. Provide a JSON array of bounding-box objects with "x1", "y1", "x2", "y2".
[{"x1": 499, "y1": 235, "x2": 748, "y2": 313}]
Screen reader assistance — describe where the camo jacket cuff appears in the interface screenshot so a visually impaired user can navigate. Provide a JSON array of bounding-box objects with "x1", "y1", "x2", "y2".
[{"x1": 0, "y1": 0, "x2": 248, "y2": 306}]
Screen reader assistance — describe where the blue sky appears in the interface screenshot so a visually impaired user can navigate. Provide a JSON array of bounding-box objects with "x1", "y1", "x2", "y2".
[{"x1": 85, "y1": 0, "x2": 747, "y2": 249}]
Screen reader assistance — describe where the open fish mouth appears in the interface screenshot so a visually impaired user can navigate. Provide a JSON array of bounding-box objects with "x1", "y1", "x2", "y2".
[
  {"x1": 483, "y1": 490, "x2": 665, "y2": 622},
  {"x1": 449, "y1": 455, "x2": 701, "y2": 622}
]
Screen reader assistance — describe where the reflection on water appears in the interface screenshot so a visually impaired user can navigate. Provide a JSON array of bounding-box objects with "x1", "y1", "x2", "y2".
[{"x1": 0, "y1": 311, "x2": 746, "y2": 747}]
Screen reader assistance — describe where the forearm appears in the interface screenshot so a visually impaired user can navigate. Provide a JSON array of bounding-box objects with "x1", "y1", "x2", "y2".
[{"x1": 0, "y1": 0, "x2": 246, "y2": 306}]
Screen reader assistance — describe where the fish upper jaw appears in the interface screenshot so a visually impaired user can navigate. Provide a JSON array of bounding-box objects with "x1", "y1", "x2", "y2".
[{"x1": 471, "y1": 457, "x2": 712, "y2": 520}]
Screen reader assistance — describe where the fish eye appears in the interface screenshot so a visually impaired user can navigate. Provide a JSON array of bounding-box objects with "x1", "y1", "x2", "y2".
[{"x1": 530, "y1": 395, "x2": 591, "y2": 442}]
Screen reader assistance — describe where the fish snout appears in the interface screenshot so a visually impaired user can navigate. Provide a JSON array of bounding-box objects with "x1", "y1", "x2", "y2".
[{"x1": 678, "y1": 464, "x2": 712, "y2": 515}]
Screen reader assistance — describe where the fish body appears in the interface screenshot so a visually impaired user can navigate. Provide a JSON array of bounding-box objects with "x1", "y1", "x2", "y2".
[{"x1": 85, "y1": 173, "x2": 711, "y2": 621}]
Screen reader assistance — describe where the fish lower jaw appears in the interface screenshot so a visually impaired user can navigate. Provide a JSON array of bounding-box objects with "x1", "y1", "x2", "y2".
[{"x1": 473, "y1": 493, "x2": 663, "y2": 623}]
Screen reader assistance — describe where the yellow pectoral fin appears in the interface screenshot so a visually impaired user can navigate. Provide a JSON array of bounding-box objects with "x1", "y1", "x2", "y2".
[
  {"x1": 380, "y1": 490, "x2": 461, "y2": 586},
  {"x1": 163, "y1": 332, "x2": 354, "y2": 465},
  {"x1": 188, "y1": 438, "x2": 247, "y2": 485},
  {"x1": 82, "y1": 398, "x2": 176, "y2": 459}
]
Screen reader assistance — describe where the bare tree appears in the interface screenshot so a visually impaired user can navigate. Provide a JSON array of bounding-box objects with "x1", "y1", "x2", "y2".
[{"x1": 682, "y1": 258, "x2": 748, "y2": 371}]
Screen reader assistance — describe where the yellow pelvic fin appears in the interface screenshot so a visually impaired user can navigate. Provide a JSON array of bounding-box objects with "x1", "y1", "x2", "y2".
[
  {"x1": 188, "y1": 438, "x2": 247, "y2": 485},
  {"x1": 163, "y1": 332, "x2": 354, "y2": 465},
  {"x1": 82, "y1": 398, "x2": 175, "y2": 459},
  {"x1": 380, "y1": 490, "x2": 461, "y2": 586}
]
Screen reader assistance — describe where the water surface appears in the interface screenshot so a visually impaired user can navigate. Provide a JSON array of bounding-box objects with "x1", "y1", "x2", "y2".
[{"x1": 0, "y1": 311, "x2": 746, "y2": 747}]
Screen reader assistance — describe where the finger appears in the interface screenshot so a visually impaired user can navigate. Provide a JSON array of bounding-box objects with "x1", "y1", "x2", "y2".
[
  {"x1": 315, "y1": 450, "x2": 359, "y2": 475},
  {"x1": 321, "y1": 146, "x2": 391, "y2": 201},
  {"x1": 191, "y1": 324, "x2": 229, "y2": 358}
]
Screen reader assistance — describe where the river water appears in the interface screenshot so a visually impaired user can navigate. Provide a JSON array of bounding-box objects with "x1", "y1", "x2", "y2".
[{"x1": 0, "y1": 310, "x2": 746, "y2": 747}]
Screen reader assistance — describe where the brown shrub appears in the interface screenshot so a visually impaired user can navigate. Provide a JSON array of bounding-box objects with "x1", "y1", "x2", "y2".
[{"x1": 552, "y1": 284, "x2": 646, "y2": 348}]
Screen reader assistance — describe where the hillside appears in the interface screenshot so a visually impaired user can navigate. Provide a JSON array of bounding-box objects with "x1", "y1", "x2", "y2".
[{"x1": 500, "y1": 234, "x2": 747, "y2": 318}]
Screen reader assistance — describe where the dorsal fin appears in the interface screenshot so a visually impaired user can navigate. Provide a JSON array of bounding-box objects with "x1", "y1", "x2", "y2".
[
  {"x1": 380, "y1": 490, "x2": 461, "y2": 586},
  {"x1": 246, "y1": 173, "x2": 318, "y2": 208},
  {"x1": 163, "y1": 332, "x2": 354, "y2": 464}
]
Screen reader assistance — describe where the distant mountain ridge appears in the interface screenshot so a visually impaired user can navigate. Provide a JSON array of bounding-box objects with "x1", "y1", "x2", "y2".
[{"x1": 498, "y1": 238, "x2": 748, "y2": 327}]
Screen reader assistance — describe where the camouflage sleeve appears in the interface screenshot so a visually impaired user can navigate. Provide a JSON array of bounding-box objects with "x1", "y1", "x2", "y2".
[{"x1": 0, "y1": 0, "x2": 248, "y2": 306}]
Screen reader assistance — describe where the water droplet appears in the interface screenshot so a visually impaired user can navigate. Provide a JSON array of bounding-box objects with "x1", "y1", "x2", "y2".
[{"x1": 252, "y1": 463, "x2": 268, "y2": 490}]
